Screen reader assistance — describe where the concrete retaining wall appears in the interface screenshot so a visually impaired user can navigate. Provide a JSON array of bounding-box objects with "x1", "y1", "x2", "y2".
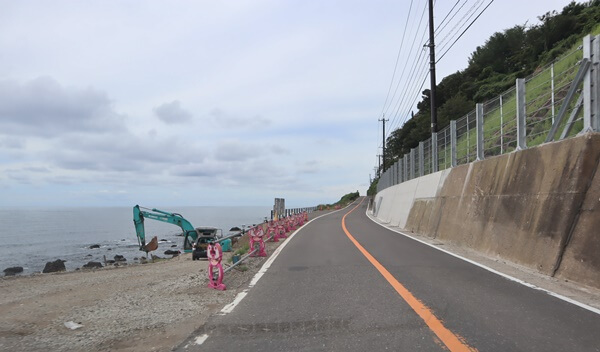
[{"x1": 374, "y1": 133, "x2": 600, "y2": 289}]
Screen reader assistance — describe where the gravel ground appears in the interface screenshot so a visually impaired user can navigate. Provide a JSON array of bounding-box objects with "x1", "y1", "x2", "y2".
[{"x1": 0, "y1": 239, "x2": 283, "y2": 352}]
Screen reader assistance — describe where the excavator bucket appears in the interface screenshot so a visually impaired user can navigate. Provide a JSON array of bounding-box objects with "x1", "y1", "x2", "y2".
[{"x1": 144, "y1": 236, "x2": 159, "y2": 252}]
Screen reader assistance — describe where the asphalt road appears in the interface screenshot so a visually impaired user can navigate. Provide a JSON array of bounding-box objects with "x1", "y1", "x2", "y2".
[{"x1": 177, "y1": 197, "x2": 600, "y2": 351}]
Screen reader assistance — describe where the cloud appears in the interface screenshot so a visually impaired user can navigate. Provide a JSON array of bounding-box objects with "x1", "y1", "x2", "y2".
[
  {"x1": 0, "y1": 136, "x2": 25, "y2": 149},
  {"x1": 0, "y1": 77, "x2": 120, "y2": 137},
  {"x1": 297, "y1": 160, "x2": 320, "y2": 174},
  {"x1": 170, "y1": 162, "x2": 230, "y2": 178},
  {"x1": 215, "y1": 140, "x2": 261, "y2": 162},
  {"x1": 153, "y1": 100, "x2": 192, "y2": 124},
  {"x1": 266, "y1": 144, "x2": 290, "y2": 155},
  {"x1": 46, "y1": 132, "x2": 206, "y2": 173},
  {"x1": 209, "y1": 108, "x2": 271, "y2": 129}
]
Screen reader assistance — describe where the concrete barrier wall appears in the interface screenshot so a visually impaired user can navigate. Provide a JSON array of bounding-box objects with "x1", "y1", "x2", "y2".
[
  {"x1": 374, "y1": 170, "x2": 450, "y2": 228},
  {"x1": 374, "y1": 133, "x2": 600, "y2": 289}
]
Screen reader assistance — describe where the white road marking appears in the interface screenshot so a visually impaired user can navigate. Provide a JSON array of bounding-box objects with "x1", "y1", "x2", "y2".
[
  {"x1": 194, "y1": 334, "x2": 209, "y2": 345},
  {"x1": 217, "y1": 204, "x2": 354, "y2": 315},
  {"x1": 365, "y1": 208, "x2": 600, "y2": 315},
  {"x1": 219, "y1": 290, "x2": 248, "y2": 315}
]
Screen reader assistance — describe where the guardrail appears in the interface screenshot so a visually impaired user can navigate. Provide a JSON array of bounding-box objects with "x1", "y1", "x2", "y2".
[
  {"x1": 271, "y1": 207, "x2": 317, "y2": 220},
  {"x1": 377, "y1": 34, "x2": 600, "y2": 193}
]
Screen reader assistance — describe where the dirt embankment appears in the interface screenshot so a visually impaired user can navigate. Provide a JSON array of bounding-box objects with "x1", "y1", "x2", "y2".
[{"x1": 0, "y1": 237, "x2": 283, "y2": 352}]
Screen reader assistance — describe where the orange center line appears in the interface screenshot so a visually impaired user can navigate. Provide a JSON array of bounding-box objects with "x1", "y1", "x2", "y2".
[{"x1": 342, "y1": 198, "x2": 476, "y2": 352}]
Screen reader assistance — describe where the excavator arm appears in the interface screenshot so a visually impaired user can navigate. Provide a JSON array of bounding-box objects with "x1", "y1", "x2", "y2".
[{"x1": 133, "y1": 205, "x2": 198, "y2": 252}]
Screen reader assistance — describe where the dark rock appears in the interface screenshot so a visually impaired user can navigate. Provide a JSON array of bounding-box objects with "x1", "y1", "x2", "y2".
[
  {"x1": 42, "y1": 260, "x2": 66, "y2": 273},
  {"x1": 164, "y1": 250, "x2": 180, "y2": 255},
  {"x1": 230, "y1": 227, "x2": 242, "y2": 232},
  {"x1": 106, "y1": 260, "x2": 115, "y2": 264},
  {"x1": 4, "y1": 266, "x2": 24, "y2": 276},
  {"x1": 171, "y1": 244, "x2": 177, "y2": 248},
  {"x1": 86, "y1": 254, "x2": 93, "y2": 257},
  {"x1": 89, "y1": 244, "x2": 100, "y2": 249},
  {"x1": 82, "y1": 261, "x2": 103, "y2": 269},
  {"x1": 107, "y1": 248, "x2": 112, "y2": 251},
  {"x1": 160, "y1": 239, "x2": 168, "y2": 242},
  {"x1": 114, "y1": 255, "x2": 126, "y2": 262}
]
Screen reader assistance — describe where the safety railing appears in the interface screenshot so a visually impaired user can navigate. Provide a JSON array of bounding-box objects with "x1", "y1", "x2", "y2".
[{"x1": 377, "y1": 34, "x2": 599, "y2": 194}]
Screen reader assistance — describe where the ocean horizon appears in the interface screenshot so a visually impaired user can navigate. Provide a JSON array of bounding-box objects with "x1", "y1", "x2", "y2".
[{"x1": 0, "y1": 205, "x2": 272, "y2": 275}]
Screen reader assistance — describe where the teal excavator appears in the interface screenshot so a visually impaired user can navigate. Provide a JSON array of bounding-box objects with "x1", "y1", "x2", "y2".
[{"x1": 133, "y1": 205, "x2": 231, "y2": 256}]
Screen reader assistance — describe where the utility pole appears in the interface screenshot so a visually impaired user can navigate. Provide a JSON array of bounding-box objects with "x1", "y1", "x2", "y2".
[
  {"x1": 428, "y1": 0, "x2": 439, "y2": 172},
  {"x1": 377, "y1": 154, "x2": 382, "y2": 176},
  {"x1": 379, "y1": 117, "x2": 389, "y2": 171},
  {"x1": 428, "y1": 0, "x2": 438, "y2": 134}
]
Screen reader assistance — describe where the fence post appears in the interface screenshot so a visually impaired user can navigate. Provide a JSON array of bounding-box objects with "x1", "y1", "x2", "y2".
[
  {"x1": 500, "y1": 95, "x2": 504, "y2": 154},
  {"x1": 443, "y1": 130, "x2": 448, "y2": 169},
  {"x1": 410, "y1": 149, "x2": 415, "y2": 179},
  {"x1": 432, "y1": 132, "x2": 438, "y2": 172},
  {"x1": 551, "y1": 62, "x2": 555, "y2": 125},
  {"x1": 516, "y1": 78, "x2": 527, "y2": 150},
  {"x1": 583, "y1": 34, "x2": 600, "y2": 132},
  {"x1": 399, "y1": 157, "x2": 403, "y2": 183},
  {"x1": 450, "y1": 120, "x2": 457, "y2": 167},
  {"x1": 476, "y1": 103, "x2": 484, "y2": 160},
  {"x1": 404, "y1": 154, "x2": 409, "y2": 181},
  {"x1": 418, "y1": 142, "x2": 424, "y2": 177}
]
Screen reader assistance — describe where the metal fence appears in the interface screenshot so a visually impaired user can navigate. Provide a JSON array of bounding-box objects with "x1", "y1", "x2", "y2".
[{"x1": 377, "y1": 34, "x2": 600, "y2": 193}]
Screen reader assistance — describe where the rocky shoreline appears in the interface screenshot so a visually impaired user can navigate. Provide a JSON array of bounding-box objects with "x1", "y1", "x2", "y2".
[
  {"x1": 0, "y1": 235, "x2": 283, "y2": 352},
  {"x1": 2, "y1": 239, "x2": 183, "y2": 277}
]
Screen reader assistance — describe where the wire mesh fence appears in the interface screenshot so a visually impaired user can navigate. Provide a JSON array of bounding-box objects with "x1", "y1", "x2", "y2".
[
  {"x1": 377, "y1": 36, "x2": 593, "y2": 194},
  {"x1": 437, "y1": 127, "x2": 450, "y2": 170}
]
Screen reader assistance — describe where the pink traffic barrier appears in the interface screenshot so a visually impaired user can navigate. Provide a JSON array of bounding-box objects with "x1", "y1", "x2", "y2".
[
  {"x1": 267, "y1": 222, "x2": 278, "y2": 242},
  {"x1": 277, "y1": 221, "x2": 287, "y2": 239},
  {"x1": 249, "y1": 226, "x2": 267, "y2": 257},
  {"x1": 298, "y1": 213, "x2": 305, "y2": 226},
  {"x1": 207, "y1": 243, "x2": 226, "y2": 290}
]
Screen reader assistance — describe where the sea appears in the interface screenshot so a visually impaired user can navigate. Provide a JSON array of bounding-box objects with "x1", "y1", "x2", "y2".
[{"x1": 0, "y1": 206, "x2": 272, "y2": 275}]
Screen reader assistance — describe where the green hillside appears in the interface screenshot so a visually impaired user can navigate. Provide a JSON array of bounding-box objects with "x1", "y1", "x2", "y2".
[{"x1": 380, "y1": 1, "x2": 600, "y2": 176}]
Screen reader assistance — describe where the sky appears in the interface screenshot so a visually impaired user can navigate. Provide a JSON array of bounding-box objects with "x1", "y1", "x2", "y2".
[{"x1": 0, "y1": 0, "x2": 577, "y2": 207}]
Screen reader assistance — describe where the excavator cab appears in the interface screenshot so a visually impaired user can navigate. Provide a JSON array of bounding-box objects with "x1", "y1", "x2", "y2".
[{"x1": 190, "y1": 227, "x2": 221, "y2": 260}]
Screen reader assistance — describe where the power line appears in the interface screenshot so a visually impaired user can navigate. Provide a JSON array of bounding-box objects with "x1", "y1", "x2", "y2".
[
  {"x1": 393, "y1": 66, "x2": 430, "y2": 132},
  {"x1": 434, "y1": 0, "x2": 470, "y2": 40},
  {"x1": 379, "y1": 0, "x2": 415, "y2": 118},
  {"x1": 389, "y1": 55, "x2": 429, "y2": 132},
  {"x1": 377, "y1": 0, "x2": 430, "y2": 150},
  {"x1": 382, "y1": 0, "x2": 429, "y2": 120},
  {"x1": 435, "y1": 0, "x2": 463, "y2": 32},
  {"x1": 436, "y1": 0, "x2": 485, "y2": 49},
  {"x1": 383, "y1": 3, "x2": 430, "y2": 136},
  {"x1": 387, "y1": 46, "x2": 429, "y2": 133},
  {"x1": 437, "y1": 0, "x2": 495, "y2": 63}
]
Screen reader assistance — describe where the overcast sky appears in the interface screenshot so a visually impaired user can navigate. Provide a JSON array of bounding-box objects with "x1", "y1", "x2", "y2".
[{"x1": 0, "y1": 0, "x2": 577, "y2": 207}]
